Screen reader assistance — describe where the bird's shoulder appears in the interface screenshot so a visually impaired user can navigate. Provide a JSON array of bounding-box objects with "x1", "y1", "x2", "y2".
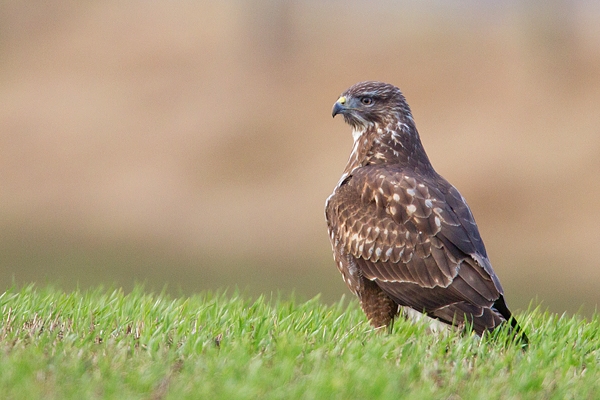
[{"x1": 327, "y1": 164, "x2": 489, "y2": 261}]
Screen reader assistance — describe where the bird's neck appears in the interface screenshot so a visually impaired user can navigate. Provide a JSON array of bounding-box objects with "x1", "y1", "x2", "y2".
[{"x1": 339, "y1": 118, "x2": 433, "y2": 184}]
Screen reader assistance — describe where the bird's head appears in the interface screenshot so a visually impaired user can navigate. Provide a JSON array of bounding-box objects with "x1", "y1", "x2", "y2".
[{"x1": 332, "y1": 81, "x2": 413, "y2": 131}]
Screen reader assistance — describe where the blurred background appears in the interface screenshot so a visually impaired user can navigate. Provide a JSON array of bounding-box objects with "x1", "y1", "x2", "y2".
[{"x1": 1, "y1": 1, "x2": 599, "y2": 316}]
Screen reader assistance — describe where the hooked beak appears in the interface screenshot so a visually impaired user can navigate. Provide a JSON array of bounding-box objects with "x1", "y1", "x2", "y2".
[{"x1": 332, "y1": 96, "x2": 347, "y2": 118}]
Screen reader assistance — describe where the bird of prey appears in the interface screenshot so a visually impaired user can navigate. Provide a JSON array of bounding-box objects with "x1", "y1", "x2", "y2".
[{"x1": 325, "y1": 81, "x2": 527, "y2": 342}]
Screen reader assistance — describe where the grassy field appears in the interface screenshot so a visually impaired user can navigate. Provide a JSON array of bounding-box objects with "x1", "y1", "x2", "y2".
[{"x1": 0, "y1": 286, "x2": 598, "y2": 399}]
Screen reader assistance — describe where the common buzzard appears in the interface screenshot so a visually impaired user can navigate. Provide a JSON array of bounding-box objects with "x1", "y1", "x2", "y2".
[{"x1": 325, "y1": 81, "x2": 527, "y2": 342}]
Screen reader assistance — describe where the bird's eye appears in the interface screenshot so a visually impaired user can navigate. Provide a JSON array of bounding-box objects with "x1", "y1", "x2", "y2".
[{"x1": 361, "y1": 97, "x2": 373, "y2": 105}]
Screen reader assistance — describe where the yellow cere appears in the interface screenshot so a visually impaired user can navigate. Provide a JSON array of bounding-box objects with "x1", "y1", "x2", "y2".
[{"x1": 337, "y1": 96, "x2": 346, "y2": 105}]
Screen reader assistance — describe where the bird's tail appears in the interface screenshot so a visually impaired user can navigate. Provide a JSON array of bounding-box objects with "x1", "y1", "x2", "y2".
[{"x1": 493, "y1": 297, "x2": 529, "y2": 347}]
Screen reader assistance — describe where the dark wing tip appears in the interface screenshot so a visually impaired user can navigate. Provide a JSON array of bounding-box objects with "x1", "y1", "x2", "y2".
[{"x1": 492, "y1": 296, "x2": 529, "y2": 346}]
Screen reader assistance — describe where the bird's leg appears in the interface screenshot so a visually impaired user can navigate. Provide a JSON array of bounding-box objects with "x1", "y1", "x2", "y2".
[{"x1": 358, "y1": 278, "x2": 399, "y2": 332}]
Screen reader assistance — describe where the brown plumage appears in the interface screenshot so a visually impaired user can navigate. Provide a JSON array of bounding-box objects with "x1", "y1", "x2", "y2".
[{"x1": 325, "y1": 81, "x2": 527, "y2": 342}]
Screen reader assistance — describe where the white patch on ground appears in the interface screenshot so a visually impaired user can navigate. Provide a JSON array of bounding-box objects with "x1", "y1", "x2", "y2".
[{"x1": 400, "y1": 307, "x2": 452, "y2": 335}]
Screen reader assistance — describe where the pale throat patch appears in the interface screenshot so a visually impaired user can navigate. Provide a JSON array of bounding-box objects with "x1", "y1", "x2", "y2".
[
  {"x1": 352, "y1": 128, "x2": 365, "y2": 142},
  {"x1": 334, "y1": 128, "x2": 366, "y2": 188}
]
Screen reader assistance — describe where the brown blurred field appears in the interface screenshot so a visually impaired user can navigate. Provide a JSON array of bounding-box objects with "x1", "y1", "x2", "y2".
[{"x1": 1, "y1": 1, "x2": 599, "y2": 315}]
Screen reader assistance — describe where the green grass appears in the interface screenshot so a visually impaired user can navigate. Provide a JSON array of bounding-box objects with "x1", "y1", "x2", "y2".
[{"x1": 0, "y1": 285, "x2": 598, "y2": 399}]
